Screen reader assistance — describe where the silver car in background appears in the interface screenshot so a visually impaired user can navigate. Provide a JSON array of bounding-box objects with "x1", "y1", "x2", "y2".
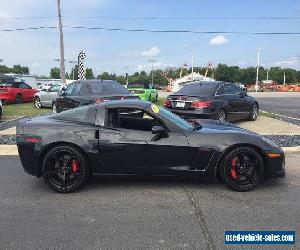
[{"x1": 34, "y1": 85, "x2": 62, "y2": 109}]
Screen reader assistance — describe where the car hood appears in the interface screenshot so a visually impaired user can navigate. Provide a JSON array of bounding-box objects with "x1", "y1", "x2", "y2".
[{"x1": 190, "y1": 119, "x2": 254, "y2": 133}]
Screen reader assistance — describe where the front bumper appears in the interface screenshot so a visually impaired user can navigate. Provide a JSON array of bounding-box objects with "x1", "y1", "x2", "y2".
[{"x1": 263, "y1": 150, "x2": 285, "y2": 179}]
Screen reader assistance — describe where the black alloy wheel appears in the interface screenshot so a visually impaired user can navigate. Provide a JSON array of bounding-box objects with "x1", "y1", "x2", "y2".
[
  {"x1": 248, "y1": 104, "x2": 258, "y2": 121},
  {"x1": 217, "y1": 109, "x2": 227, "y2": 122},
  {"x1": 42, "y1": 146, "x2": 90, "y2": 193},
  {"x1": 220, "y1": 147, "x2": 264, "y2": 191},
  {"x1": 16, "y1": 94, "x2": 22, "y2": 104},
  {"x1": 52, "y1": 102, "x2": 57, "y2": 113}
]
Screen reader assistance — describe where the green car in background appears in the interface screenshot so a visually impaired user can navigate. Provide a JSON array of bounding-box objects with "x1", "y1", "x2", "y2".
[{"x1": 127, "y1": 83, "x2": 158, "y2": 102}]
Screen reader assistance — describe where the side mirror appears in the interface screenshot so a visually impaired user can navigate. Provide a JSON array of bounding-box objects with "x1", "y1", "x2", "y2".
[
  {"x1": 151, "y1": 126, "x2": 168, "y2": 141},
  {"x1": 59, "y1": 90, "x2": 66, "y2": 96}
]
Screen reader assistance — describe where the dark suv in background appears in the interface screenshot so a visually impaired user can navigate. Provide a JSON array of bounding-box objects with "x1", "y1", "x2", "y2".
[
  {"x1": 53, "y1": 80, "x2": 138, "y2": 113},
  {"x1": 164, "y1": 81, "x2": 258, "y2": 122}
]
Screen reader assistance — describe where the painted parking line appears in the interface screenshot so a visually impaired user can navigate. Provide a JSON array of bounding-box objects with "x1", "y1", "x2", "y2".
[
  {"x1": 0, "y1": 126, "x2": 16, "y2": 135},
  {"x1": 260, "y1": 110, "x2": 300, "y2": 121}
]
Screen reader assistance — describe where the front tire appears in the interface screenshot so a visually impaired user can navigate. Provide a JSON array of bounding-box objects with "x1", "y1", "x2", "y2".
[
  {"x1": 248, "y1": 104, "x2": 258, "y2": 121},
  {"x1": 217, "y1": 109, "x2": 227, "y2": 122},
  {"x1": 52, "y1": 102, "x2": 57, "y2": 113},
  {"x1": 42, "y1": 146, "x2": 90, "y2": 193},
  {"x1": 219, "y1": 147, "x2": 264, "y2": 191}
]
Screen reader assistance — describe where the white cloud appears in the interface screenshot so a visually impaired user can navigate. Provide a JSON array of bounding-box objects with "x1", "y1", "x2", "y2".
[
  {"x1": 274, "y1": 58, "x2": 298, "y2": 67},
  {"x1": 137, "y1": 61, "x2": 174, "y2": 71},
  {"x1": 0, "y1": 11, "x2": 11, "y2": 19},
  {"x1": 141, "y1": 46, "x2": 161, "y2": 57},
  {"x1": 32, "y1": 62, "x2": 41, "y2": 67},
  {"x1": 209, "y1": 35, "x2": 229, "y2": 46}
]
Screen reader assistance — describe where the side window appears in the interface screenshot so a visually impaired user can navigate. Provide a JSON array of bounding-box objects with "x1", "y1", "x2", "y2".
[
  {"x1": 216, "y1": 85, "x2": 225, "y2": 95},
  {"x1": 106, "y1": 108, "x2": 163, "y2": 131},
  {"x1": 79, "y1": 84, "x2": 91, "y2": 96},
  {"x1": 19, "y1": 83, "x2": 31, "y2": 89},
  {"x1": 72, "y1": 82, "x2": 82, "y2": 96},
  {"x1": 64, "y1": 83, "x2": 75, "y2": 96},
  {"x1": 52, "y1": 105, "x2": 96, "y2": 124},
  {"x1": 231, "y1": 85, "x2": 242, "y2": 95}
]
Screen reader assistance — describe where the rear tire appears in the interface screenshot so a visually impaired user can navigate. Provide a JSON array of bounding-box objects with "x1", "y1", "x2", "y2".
[
  {"x1": 16, "y1": 94, "x2": 22, "y2": 104},
  {"x1": 219, "y1": 147, "x2": 264, "y2": 192},
  {"x1": 42, "y1": 145, "x2": 90, "y2": 193},
  {"x1": 34, "y1": 97, "x2": 42, "y2": 109}
]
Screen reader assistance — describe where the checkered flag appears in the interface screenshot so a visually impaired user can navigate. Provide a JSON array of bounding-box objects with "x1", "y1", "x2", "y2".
[{"x1": 78, "y1": 50, "x2": 86, "y2": 80}]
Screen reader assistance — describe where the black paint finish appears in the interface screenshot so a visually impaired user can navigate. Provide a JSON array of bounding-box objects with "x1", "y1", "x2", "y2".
[{"x1": 16, "y1": 100, "x2": 284, "y2": 182}]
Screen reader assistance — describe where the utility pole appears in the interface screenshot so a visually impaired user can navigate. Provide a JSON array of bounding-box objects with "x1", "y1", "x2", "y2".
[
  {"x1": 149, "y1": 59, "x2": 156, "y2": 87},
  {"x1": 57, "y1": 0, "x2": 66, "y2": 83},
  {"x1": 266, "y1": 68, "x2": 269, "y2": 81},
  {"x1": 191, "y1": 52, "x2": 196, "y2": 80},
  {"x1": 69, "y1": 60, "x2": 77, "y2": 80},
  {"x1": 124, "y1": 65, "x2": 129, "y2": 86},
  {"x1": 255, "y1": 49, "x2": 261, "y2": 92}
]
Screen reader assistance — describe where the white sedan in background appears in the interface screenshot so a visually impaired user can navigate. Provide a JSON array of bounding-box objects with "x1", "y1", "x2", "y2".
[{"x1": 34, "y1": 85, "x2": 62, "y2": 109}]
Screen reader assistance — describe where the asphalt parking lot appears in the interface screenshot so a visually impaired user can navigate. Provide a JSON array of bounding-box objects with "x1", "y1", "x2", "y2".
[{"x1": 0, "y1": 154, "x2": 299, "y2": 250}]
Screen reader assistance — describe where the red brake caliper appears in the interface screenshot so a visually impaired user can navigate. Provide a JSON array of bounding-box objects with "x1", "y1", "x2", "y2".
[
  {"x1": 71, "y1": 159, "x2": 79, "y2": 173},
  {"x1": 229, "y1": 159, "x2": 237, "y2": 179}
]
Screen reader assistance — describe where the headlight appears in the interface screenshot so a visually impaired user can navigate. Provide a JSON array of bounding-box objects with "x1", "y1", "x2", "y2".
[{"x1": 262, "y1": 137, "x2": 279, "y2": 148}]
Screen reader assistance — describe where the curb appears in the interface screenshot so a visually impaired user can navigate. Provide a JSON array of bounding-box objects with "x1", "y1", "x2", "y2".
[{"x1": 0, "y1": 145, "x2": 299, "y2": 156}]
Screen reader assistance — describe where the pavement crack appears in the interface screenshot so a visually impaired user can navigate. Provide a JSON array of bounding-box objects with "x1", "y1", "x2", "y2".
[{"x1": 184, "y1": 187, "x2": 216, "y2": 250}]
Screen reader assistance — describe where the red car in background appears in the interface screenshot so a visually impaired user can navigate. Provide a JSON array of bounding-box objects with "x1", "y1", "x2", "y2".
[{"x1": 0, "y1": 82, "x2": 38, "y2": 104}]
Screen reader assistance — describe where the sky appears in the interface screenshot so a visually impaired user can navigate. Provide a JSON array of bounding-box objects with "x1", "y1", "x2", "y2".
[{"x1": 0, "y1": 0, "x2": 300, "y2": 76}]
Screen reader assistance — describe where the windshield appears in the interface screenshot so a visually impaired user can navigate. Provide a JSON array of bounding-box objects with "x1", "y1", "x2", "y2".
[
  {"x1": 175, "y1": 82, "x2": 216, "y2": 96},
  {"x1": 128, "y1": 83, "x2": 150, "y2": 89},
  {"x1": 90, "y1": 81, "x2": 130, "y2": 95},
  {"x1": 158, "y1": 106, "x2": 193, "y2": 131}
]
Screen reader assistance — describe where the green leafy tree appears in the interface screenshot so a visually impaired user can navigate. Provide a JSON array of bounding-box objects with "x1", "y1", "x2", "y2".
[{"x1": 50, "y1": 67, "x2": 60, "y2": 79}]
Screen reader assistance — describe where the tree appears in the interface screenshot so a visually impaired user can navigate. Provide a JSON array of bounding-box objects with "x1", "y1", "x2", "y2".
[
  {"x1": 50, "y1": 67, "x2": 60, "y2": 79},
  {"x1": 85, "y1": 68, "x2": 94, "y2": 79}
]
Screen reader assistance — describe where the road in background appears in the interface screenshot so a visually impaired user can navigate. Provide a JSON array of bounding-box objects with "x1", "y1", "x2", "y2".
[
  {"x1": 0, "y1": 154, "x2": 299, "y2": 249},
  {"x1": 249, "y1": 92, "x2": 300, "y2": 119}
]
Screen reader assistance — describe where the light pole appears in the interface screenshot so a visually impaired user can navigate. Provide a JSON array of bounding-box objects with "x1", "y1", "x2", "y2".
[
  {"x1": 255, "y1": 48, "x2": 261, "y2": 92},
  {"x1": 69, "y1": 60, "x2": 77, "y2": 80},
  {"x1": 149, "y1": 59, "x2": 156, "y2": 87},
  {"x1": 191, "y1": 52, "x2": 196, "y2": 80},
  {"x1": 124, "y1": 65, "x2": 129, "y2": 86}
]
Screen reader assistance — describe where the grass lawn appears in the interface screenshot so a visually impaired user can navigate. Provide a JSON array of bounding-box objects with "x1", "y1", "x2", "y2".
[{"x1": 2, "y1": 102, "x2": 51, "y2": 117}]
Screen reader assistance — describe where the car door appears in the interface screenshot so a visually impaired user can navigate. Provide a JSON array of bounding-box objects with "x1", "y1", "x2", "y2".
[
  {"x1": 43, "y1": 85, "x2": 60, "y2": 107},
  {"x1": 19, "y1": 83, "x2": 31, "y2": 101},
  {"x1": 230, "y1": 85, "x2": 251, "y2": 119},
  {"x1": 56, "y1": 82, "x2": 76, "y2": 112},
  {"x1": 98, "y1": 107, "x2": 190, "y2": 174}
]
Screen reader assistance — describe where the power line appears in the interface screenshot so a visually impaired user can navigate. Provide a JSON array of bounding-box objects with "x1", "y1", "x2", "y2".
[
  {"x1": 1, "y1": 25, "x2": 300, "y2": 35},
  {"x1": 2, "y1": 16, "x2": 300, "y2": 20}
]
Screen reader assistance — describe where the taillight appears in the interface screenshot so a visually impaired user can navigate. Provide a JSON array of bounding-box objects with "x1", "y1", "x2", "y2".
[
  {"x1": 191, "y1": 100, "x2": 211, "y2": 109},
  {"x1": 95, "y1": 98, "x2": 104, "y2": 104},
  {"x1": 164, "y1": 99, "x2": 171, "y2": 108}
]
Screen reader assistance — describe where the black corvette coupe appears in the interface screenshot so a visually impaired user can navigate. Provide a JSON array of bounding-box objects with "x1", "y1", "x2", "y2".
[{"x1": 16, "y1": 100, "x2": 285, "y2": 193}]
